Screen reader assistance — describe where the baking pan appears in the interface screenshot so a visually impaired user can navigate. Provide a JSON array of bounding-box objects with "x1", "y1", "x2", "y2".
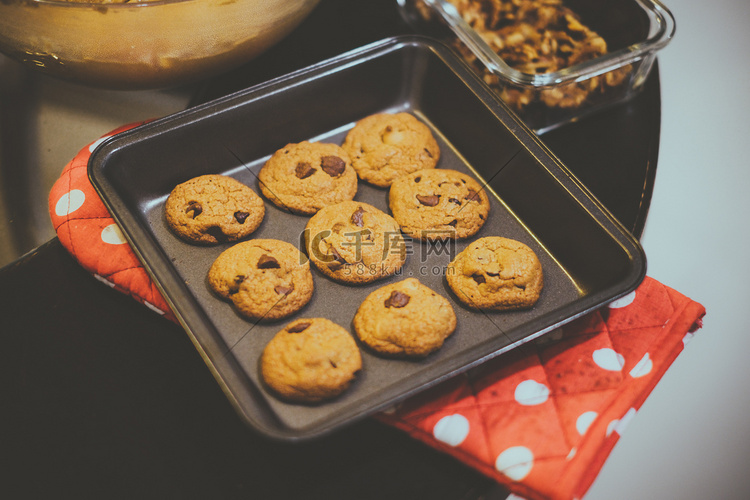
[{"x1": 89, "y1": 36, "x2": 646, "y2": 440}]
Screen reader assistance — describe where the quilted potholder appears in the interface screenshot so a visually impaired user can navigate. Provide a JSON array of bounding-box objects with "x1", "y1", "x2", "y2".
[{"x1": 48, "y1": 123, "x2": 706, "y2": 500}]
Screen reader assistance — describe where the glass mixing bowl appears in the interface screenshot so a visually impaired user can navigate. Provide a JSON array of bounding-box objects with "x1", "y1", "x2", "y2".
[{"x1": 0, "y1": 0, "x2": 321, "y2": 90}]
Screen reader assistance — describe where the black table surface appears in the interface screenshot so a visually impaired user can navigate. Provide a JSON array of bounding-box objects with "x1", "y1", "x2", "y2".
[{"x1": 1, "y1": 1, "x2": 660, "y2": 498}]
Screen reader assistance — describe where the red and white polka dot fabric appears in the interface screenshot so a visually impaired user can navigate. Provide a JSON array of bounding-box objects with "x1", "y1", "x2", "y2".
[
  {"x1": 48, "y1": 124, "x2": 706, "y2": 500},
  {"x1": 49, "y1": 122, "x2": 176, "y2": 324}
]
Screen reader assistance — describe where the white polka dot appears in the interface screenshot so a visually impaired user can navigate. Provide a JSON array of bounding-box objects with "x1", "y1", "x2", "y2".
[
  {"x1": 566, "y1": 447, "x2": 577, "y2": 460},
  {"x1": 629, "y1": 353, "x2": 653, "y2": 378},
  {"x1": 55, "y1": 189, "x2": 86, "y2": 216},
  {"x1": 433, "y1": 414, "x2": 470, "y2": 447},
  {"x1": 89, "y1": 136, "x2": 112, "y2": 153},
  {"x1": 495, "y1": 446, "x2": 534, "y2": 481},
  {"x1": 507, "y1": 495, "x2": 528, "y2": 500},
  {"x1": 576, "y1": 411, "x2": 598, "y2": 435},
  {"x1": 514, "y1": 379, "x2": 550, "y2": 406},
  {"x1": 143, "y1": 300, "x2": 166, "y2": 315},
  {"x1": 94, "y1": 274, "x2": 116, "y2": 288},
  {"x1": 609, "y1": 290, "x2": 636, "y2": 309},
  {"x1": 606, "y1": 408, "x2": 637, "y2": 437},
  {"x1": 101, "y1": 223, "x2": 127, "y2": 245},
  {"x1": 593, "y1": 348, "x2": 625, "y2": 371},
  {"x1": 606, "y1": 419, "x2": 618, "y2": 437}
]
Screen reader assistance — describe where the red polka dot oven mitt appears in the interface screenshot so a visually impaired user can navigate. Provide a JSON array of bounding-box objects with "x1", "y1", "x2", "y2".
[{"x1": 48, "y1": 123, "x2": 706, "y2": 500}]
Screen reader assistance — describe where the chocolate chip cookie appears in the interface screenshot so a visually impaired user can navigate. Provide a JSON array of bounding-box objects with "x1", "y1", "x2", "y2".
[
  {"x1": 258, "y1": 141, "x2": 358, "y2": 215},
  {"x1": 304, "y1": 201, "x2": 407, "y2": 284},
  {"x1": 261, "y1": 318, "x2": 362, "y2": 403},
  {"x1": 342, "y1": 112, "x2": 440, "y2": 187},
  {"x1": 353, "y1": 278, "x2": 456, "y2": 358},
  {"x1": 165, "y1": 174, "x2": 265, "y2": 245},
  {"x1": 389, "y1": 168, "x2": 490, "y2": 241},
  {"x1": 208, "y1": 239, "x2": 314, "y2": 321},
  {"x1": 446, "y1": 236, "x2": 543, "y2": 311}
]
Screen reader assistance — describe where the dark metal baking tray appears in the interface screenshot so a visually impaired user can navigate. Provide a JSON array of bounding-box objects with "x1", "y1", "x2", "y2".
[{"x1": 88, "y1": 36, "x2": 646, "y2": 441}]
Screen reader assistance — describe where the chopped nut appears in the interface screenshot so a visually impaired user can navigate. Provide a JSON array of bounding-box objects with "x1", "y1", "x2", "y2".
[{"x1": 422, "y1": 0, "x2": 629, "y2": 112}]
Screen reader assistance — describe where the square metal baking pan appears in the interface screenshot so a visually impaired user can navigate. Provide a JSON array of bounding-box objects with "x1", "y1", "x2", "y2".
[{"x1": 89, "y1": 35, "x2": 646, "y2": 441}]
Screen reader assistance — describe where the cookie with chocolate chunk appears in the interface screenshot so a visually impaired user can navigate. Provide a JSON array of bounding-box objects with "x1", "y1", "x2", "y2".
[
  {"x1": 165, "y1": 174, "x2": 264, "y2": 245},
  {"x1": 258, "y1": 141, "x2": 357, "y2": 214},
  {"x1": 208, "y1": 239, "x2": 313, "y2": 321},
  {"x1": 304, "y1": 201, "x2": 407, "y2": 284},
  {"x1": 389, "y1": 168, "x2": 490, "y2": 241},
  {"x1": 261, "y1": 318, "x2": 362, "y2": 403},
  {"x1": 353, "y1": 278, "x2": 456, "y2": 357},
  {"x1": 342, "y1": 112, "x2": 440, "y2": 187},
  {"x1": 446, "y1": 236, "x2": 543, "y2": 311}
]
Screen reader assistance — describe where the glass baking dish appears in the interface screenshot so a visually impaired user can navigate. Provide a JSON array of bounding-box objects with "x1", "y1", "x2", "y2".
[{"x1": 398, "y1": 0, "x2": 675, "y2": 133}]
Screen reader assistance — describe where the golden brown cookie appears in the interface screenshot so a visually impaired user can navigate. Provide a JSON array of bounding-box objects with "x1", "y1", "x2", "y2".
[
  {"x1": 446, "y1": 236, "x2": 543, "y2": 311},
  {"x1": 389, "y1": 168, "x2": 490, "y2": 240},
  {"x1": 208, "y1": 239, "x2": 313, "y2": 321},
  {"x1": 342, "y1": 112, "x2": 440, "y2": 187},
  {"x1": 258, "y1": 141, "x2": 358, "y2": 215},
  {"x1": 260, "y1": 318, "x2": 362, "y2": 403},
  {"x1": 304, "y1": 201, "x2": 407, "y2": 284},
  {"x1": 165, "y1": 174, "x2": 265, "y2": 245},
  {"x1": 353, "y1": 278, "x2": 456, "y2": 358}
]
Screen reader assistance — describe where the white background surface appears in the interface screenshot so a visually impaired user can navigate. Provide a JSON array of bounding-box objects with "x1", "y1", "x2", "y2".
[{"x1": 585, "y1": 0, "x2": 750, "y2": 498}]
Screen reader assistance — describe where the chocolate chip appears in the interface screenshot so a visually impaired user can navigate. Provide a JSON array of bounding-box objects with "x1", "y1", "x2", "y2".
[
  {"x1": 416, "y1": 194, "x2": 440, "y2": 207},
  {"x1": 465, "y1": 189, "x2": 480, "y2": 202},
  {"x1": 320, "y1": 155, "x2": 346, "y2": 177},
  {"x1": 287, "y1": 321, "x2": 311, "y2": 333},
  {"x1": 448, "y1": 219, "x2": 458, "y2": 226},
  {"x1": 274, "y1": 284, "x2": 294, "y2": 296},
  {"x1": 229, "y1": 275, "x2": 246, "y2": 294},
  {"x1": 414, "y1": 176, "x2": 421, "y2": 183},
  {"x1": 423, "y1": 148, "x2": 433, "y2": 158},
  {"x1": 185, "y1": 201, "x2": 202, "y2": 218},
  {"x1": 448, "y1": 198, "x2": 461, "y2": 205},
  {"x1": 295, "y1": 161, "x2": 316, "y2": 179},
  {"x1": 206, "y1": 226, "x2": 227, "y2": 242},
  {"x1": 351, "y1": 206, "x2": 365, "y2": 227},
  {"x1": 472, "y1": 274, "x2": 486, "y2": 284},
  {"x1": 327, "y1": 247, "x2": 347, "y2": 270},
  {"x1": 257, "y1": 254, "x2": 280, "y2": 269},
  {"x1": 384, "y1": 290, "x2": 410, "y2": 308},
  {"x1": 234, "y1": 211, "x2": 249, "y2": 224}
]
